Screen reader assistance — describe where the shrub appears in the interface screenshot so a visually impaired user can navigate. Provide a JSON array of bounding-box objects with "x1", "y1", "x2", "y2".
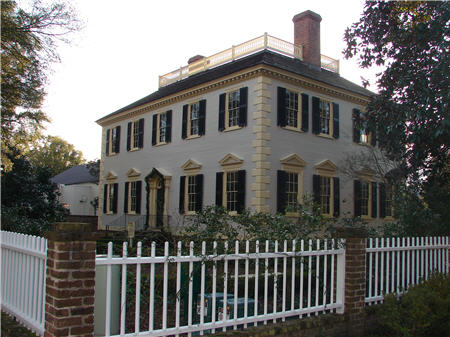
[{"x1": 373, "y1": 273, "x2": 450, "y2": 337}]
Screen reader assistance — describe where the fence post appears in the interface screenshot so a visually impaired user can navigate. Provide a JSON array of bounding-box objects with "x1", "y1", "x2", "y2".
[
  {"x1": 44, "y1": 222, "x2": 98, "y2": 337},
  {"x1": 337, "y1": 227, "x2": 367, "y2": 336}
]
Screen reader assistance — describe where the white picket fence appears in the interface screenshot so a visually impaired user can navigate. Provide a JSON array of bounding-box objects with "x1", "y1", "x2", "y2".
[
  {"x1": 96, "y1": 239, "x2": 345, "y2": 337},
  {"x1": 365, "y1": 236, "x2": 449, "y2": 304},
  {"x1": 1, "y1": 231, "x2": 47, "y2": 336}
]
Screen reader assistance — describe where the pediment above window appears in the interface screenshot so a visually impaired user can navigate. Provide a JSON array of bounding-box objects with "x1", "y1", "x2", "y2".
[
  {"x1": 219, "y1": 153, "x2": 244, "y2": 170},
  {"x1": 280, "y1": 154, "x2": 307, "y2": 169},
  {"x1": 314, "y1": 160, "x2": 337, "y2": 176},
  {"x1": 181, "y1": 159, "x2": 202, "y2": 173},
  {"x1": 104, "y1": 171, "x2": 118, "y2": 181},
  {"x1": 357, "y1": 168, "x2": 376, "y2": 181},
  {"x1": 126, "y1": 168, "x2": 141, "y2": 178}
]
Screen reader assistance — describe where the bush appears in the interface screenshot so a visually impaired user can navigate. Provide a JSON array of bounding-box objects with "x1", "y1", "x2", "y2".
[{"x1": 372, "y1": 273, "x2": 450, "y2": 337}]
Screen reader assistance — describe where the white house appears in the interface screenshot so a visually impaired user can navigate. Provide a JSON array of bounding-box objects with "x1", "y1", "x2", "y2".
[
  {"x1": 51, "y1": 165, "x2": 99, "y2": 216},
  {"x1": 96, "y1": 11, "x2": 393, "y2": 232}
]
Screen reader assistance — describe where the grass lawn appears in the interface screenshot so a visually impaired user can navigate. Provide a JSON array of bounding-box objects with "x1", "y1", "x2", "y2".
[{"x1": 1, "y1": 313, "x2": 38, "y2": 337}]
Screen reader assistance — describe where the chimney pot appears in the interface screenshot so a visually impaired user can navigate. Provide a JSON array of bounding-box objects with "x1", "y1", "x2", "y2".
[{"x1": 293, "y1": 10, "x2": 322, "y2": 67}]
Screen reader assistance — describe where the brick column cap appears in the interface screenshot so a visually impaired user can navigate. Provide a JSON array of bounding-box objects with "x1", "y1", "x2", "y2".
[
  {"x1": 292, "y1": 10, "x2": 322, "y2": 24},
  {"x1": 45, "y1": 222, "x2": 99, "y2": 242}
]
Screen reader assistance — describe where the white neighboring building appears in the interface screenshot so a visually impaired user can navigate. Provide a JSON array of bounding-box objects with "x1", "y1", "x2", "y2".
[{"x1": 51, "y1": 165, "x2": 99, "y2": 216}]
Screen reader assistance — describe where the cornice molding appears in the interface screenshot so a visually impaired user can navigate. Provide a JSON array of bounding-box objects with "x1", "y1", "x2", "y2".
[{"x1": 98, "y1": 65, "x2": 370, "y2": 127}]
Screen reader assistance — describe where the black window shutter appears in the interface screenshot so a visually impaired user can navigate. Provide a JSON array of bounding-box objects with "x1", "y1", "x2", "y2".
[
  {"x1": 332, "y1": 103, "x2": 339, "y2": 139},
  {"x1": 124, "y1": 182, "x2": 129, "y2": 213},
  {"x1": 333, "y1": 177, "x2": 340, "y2": 217},
  {"x1": 313, "y1": 174, "x2": 320, "y2": 205},
  {"x1": 215, "y1": 172, "x2": 223, "y2": 207},
  {"x1": 371, "y1": 182, "x2": 377, "y2": 218},
  {"x1": 152, "y1": 114, "x2": 157, "y2": 145},
  {"x1": 166, "y1": 110, "x2": 172, "y2": 143},
  {"x1": 179, "y1": 176, "x2": 185, "y2": 214},
  {"x1": 112, "y1": 183, "x2": 118, "y2": 213},
  {"x1": 199, "y1": 100, "x2": 206, "y2": 136},
  {"x1": 105, "y1": 129, "x2": 110, "y2": 156},
  {"x1": 182, "y1": 105, "x2": 188, "y2": 139},
  {"x1": 218, "y1": 93, "x2": 226, "y2": 131},
  {"x1": 353, "y1": 109, "x2": 361, "y2": 143},
  {"x1": 136, "y1": 181, "x2": 142, "y2": 214},
  {"x1": 354, "y1": 180, "x2": 362, "y2": 217},
  {"x1": 196, "y1": 174, "x2": 204, "y2": 212},
  {"x1": 115, "y1": 126, "x2": 121, "y2": 153},
  {"x1": 103, "y1": 184, "x2": 108, "y2": 213},
  {"x1": 301, "y1": 93, "x2": 309, "y2": 132},
  {"x1": 127, "y1": 122, "x2": 132, "y2": 151},
  {"x1": 237, "y1": 170, "x2": 246, "y2": 213},
  {"x1": 238, "y1": 87, "x2": 248, "y2": 127},
  {"x1": 277, "y1": 170, "x2": 288, "y2": 213},
  {"x1": 277, "y1": 87, "x2": 287, "y2": 127},
  {"x1": 138, "y1": 119, "x2": 145, "y2": 149},
  {"x1": 312, "y1": 97, "x2": 320, "y2": 134},
  {"x1": 379, "y1": 184, "x2": 386, "y2": 218}
]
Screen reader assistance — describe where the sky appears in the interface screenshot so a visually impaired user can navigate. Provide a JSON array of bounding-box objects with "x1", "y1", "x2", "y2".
[{"x1": 42, "y1": 0, "x2": 381, "y2": 161}]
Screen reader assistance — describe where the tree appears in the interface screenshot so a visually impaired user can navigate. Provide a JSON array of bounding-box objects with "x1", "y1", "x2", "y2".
[
  {"x1": 344, "y1": 1, "x2": 449, "y2": 231},
  {"x1": 344, "y1": 1, "x2": 449, "y2": 184},
  {"x1": 1, "y1": 0, "x2": 81, "y2": 170},
  {"x1": 1, "y1": 149, "x2": 68, "y2": 235},
  {"x1": 28, "y1": 135, "x2": 85, "y2": 176}
]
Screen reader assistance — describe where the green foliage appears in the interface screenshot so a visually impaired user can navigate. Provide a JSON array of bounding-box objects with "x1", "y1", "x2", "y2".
[
  {"x1": 1, "y1": 0, "x2": 81, "y2": 170},
  {"x1": 27, "y1": 135, "x2": 85, "y2": 176},
  {"x1": 1, "y1": 149, "x2": 68, "y2": 236},
  {"x1": 372, "y1": 273, "x2": 450, "y2": 337},
  {"x1": 181, "y1": 197, "x2": 370, "y2": 244}
]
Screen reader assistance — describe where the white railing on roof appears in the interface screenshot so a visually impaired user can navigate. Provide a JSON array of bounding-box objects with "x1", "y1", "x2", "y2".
[
  {"x1": 365, "y1": 236, "x2": 449, "y2": 305},
  {"x1": 158, "y1": 33, "x2": 340, "y2": 88},
  {"x1": 1, "y1": 231, "x2": 47, "y2": 336}
]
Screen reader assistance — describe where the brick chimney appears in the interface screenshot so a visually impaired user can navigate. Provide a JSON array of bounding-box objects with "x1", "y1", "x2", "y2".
[{"x1": 293, "y1": 10, "x2": 322, "y2": 67}]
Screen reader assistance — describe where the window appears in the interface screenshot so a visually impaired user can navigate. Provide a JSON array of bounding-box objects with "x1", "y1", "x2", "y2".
[
  {"x1": 313, "y1": 160, "x2": 339, "y2": 217},
  {"x1": 182, "y1": 100, "x2": 206, "y2": 139},
  {"x1": 179, "y1": 174, "x2": 204, "y2": 214},
  {"x1": 277, "y1": 87, "x2": 309, "y2": 131},
  {"x1": 380, "y1": 184, "x2": 393, "y2": 218},
  {"x1": 312, "y1": 97, "x2": 339, "y2": 139},
  {"x1": 124, "y1": 181, "x2": 142, "y2": 214},
  {"x1": 354, "y1": 180, "x2": 377, "y2": 218},
  {"x1": 152, "y1": 110, "x2": 172, "y2": 145},
  {"x1": 215, "y1": 170, "x2": 246, "y2": 214},
  {"x1": 218, "y1": 87, "x2": 248, "y2": 132},
  {"x1": 127, "y1": 119, "x2": 144, "y2": 151},
  {"x1": 105, "y1": 126, "x2": 121, "y2": 156},
  {"x1": 353, "y1": 109, "x2": 376, "y2": 146},
  {"x1": 277, "y1": 170, "x2": 303, "y2": 213},
  {"x1": 103, "y1": 183, "x2": 118, "y2": 214}
]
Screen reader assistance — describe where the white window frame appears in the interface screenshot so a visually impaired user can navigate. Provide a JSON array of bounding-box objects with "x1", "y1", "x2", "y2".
[
  {"x1": 107, "y1": 126, "x2": 120, "y2": 156},
  {"x1": 187, "y1": 101, "x2": 201, "y2": 139},
  {"x1": 224, "y1": 88, "x2": 241, "y2": 131},
  {"x1": 106, "y1": 183, "x2": 115, "y2": 214},
  {"x1": 284, "y1": 89, "x2": 303, "y2": 132},
  {"x1": 155, "y1": 111, "x2": 168, "y2": 145},
  {"x1": 319, "y1": 98, "x2": 333, "y2": 136}
]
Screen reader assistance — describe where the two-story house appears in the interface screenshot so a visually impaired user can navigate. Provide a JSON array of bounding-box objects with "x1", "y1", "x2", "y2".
[{"x1": 96, "y1": 10, "x2": 393, "y2": 232}]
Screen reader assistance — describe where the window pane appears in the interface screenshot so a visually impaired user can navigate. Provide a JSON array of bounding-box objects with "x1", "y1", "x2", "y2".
[
  {"x1": 187, "y1": 175, "x2": 197, "y2": 212},
  {"x1": 319, "y1": 100, "x2": 331, "y2": 134},
  {"x1": 226, "y1": 171, "x2": 238, "y2": 211},
  {"x1": 159, "y1": 113, "x2": 167, "y2": 142},
  {"x1": 320, "y1": 176, "x2": 331, "y2": 214},
  {"x1": 228, "y1": 90, "x2": 240, "y2": 127},
  {"x1": 190, "y1": 102, "x2": 200, "y2": 136},
  {"x1": 360, "y1": 182, "x2": 369, "y2": 216},
  {"x1": 130, "y1": 181, "x2": 137, "y2": 212},
  {"x1": 286, "y1": 172, "x2": 298, "y2": 210},
  {"x1": 285, "y1": 90, "x2": 298, "y2": 128},
  {"x1": 133, "y1": 121, "x2": 139, "y2": 148}
]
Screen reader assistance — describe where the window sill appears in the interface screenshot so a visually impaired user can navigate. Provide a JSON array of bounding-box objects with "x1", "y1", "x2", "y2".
[
  {"x1": 153, "y1": 142, "x2": 168, "y2": 147},
  {"x1": 106, "y1": 152, "x2": 118, "y2": 157},
  {"x1": 128, "y1": 148, "x2": 142, "y2": 152},
  {"x1": 355, "y1": 142, "x2": 372, "y2": 147},
  {"x1": 186, "y1": 134, "x2": 201, "y2": 140},
  {"x1": 283, "y1": 126, "x2": 304, "y2": 133},
  {"x1": 223, "y1": 125, "x2": 242, "y2": 132},
  {"x1": 316, "y1": 133, "x2": 334, "y2": 140}
]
